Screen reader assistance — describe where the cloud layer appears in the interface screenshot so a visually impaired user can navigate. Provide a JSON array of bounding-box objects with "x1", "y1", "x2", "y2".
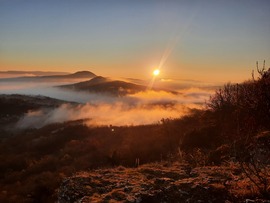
[
  {"x1": 0, "y1": 79, "x2": 215, "y2": 127},
  {"x1": 15, "y1": 89, "x2": 213, "y2": 128}
]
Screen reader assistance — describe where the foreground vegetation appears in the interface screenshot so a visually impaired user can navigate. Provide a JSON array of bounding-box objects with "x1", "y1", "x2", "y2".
[{"x1": 0, "y1": 64, "x2": 269, "y2": 202}]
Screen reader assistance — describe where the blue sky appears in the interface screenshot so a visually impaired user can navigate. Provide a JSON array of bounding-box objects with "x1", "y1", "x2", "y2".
[{"x1": 0, "y1": 0, "x2": 270, "y2": 82}]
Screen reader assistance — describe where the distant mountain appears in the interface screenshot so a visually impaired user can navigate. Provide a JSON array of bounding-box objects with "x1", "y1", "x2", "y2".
[
  {"x1": 0, "y1": 71, "x2": 96, "y2": 82},
  {"x1": 71, "y1": 76, "x2": 110, "y2": 86},
  {"x1": 58, "y1": 76, "x2": 177, "y2": 96},
  {"x1": 64, "y1": 71, "x2": 96, "y2": 79},
  {"x1": 58, "y1": 76, "x2": 146, "y2": 96},
  {"x1": 0, "y1": 70, "x2": 69, "y2": 77}
]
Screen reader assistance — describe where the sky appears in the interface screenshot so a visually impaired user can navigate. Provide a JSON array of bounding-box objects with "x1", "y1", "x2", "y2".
[{"x1": 0, "y1": 0, "x2": 270, "y2": 83}]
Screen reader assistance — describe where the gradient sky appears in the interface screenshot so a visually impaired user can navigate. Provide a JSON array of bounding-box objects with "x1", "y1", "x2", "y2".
[{"x1": 0, "y1": 0, "x2": 270, "y2": 82}]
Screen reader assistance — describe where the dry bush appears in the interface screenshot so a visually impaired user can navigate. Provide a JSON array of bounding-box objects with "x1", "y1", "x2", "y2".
[
  {"x1": 185, "y1": 148, "x2": 208, "y2": 167},
  {"x1": 239, "y1": 132, "x2": 270, "y2": 198},
  {"x1": 240, "y1": 161, "x2": 270, "y2": 198},
  {"x1": 207, "y1": 61, "x2": 270, "y2": 144}
]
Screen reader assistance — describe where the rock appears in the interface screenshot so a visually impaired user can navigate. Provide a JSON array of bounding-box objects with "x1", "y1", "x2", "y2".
[{"x1": 57, "y1": 163, "x2": 241, "y2": 202}]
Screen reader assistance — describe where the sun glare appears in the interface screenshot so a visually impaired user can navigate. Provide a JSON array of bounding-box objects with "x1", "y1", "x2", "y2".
[{"x1": 153, "y1": 69, "x2": 160, "y2": 76}]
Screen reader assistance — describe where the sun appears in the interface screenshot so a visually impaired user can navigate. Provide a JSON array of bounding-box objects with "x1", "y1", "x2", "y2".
[{"x1": 153, "y1": 69, "x2": 160, "y2": 76}]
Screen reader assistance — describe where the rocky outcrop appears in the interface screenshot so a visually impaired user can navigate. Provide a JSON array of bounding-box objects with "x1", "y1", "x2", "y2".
[{"x1": 58, "y1": 163, "x2": 239, "y2": 203}]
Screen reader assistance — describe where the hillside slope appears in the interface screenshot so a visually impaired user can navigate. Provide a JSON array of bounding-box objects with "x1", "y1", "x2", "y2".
[
  {"x1": 59, "y1": 76, "x2": 177, "y2": 96},
  {"x1": 58, "y1": 76, "x2": 148, "y2": 96}
]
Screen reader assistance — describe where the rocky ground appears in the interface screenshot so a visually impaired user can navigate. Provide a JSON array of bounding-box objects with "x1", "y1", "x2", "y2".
[{"x1": 58, "y1": 162, "x2": 270, "y2": 203}]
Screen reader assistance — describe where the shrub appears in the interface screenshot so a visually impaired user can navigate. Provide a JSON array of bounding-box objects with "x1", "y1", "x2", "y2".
[
  {"x1": 207, "y1": 61, "x2": 270, "y2": 135},
  {"x1": 237, "y1": 131, "x2": 270, "y2": 198}
]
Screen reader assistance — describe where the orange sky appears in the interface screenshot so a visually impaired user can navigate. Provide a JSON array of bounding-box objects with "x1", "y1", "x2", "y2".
[{"x1": 0, "y1": 0, "x2": 269, "y2": 83}]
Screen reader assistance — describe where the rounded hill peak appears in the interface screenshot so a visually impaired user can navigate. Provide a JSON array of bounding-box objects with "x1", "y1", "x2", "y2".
[
  {"x1": 89, "y1": 76, "x2": 108, "y2": 83},
  {"x1": 71, "y1": 71, "x2": 96, "y2": 78}
]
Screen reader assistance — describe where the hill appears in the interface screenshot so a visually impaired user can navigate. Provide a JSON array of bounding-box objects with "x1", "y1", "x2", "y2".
[
  {"x1": 58, "y1": 76, "x2": 148, "y2": 96},
  {"x1": 0, "y1": 71, "x2": 69, "y2": 78},
  {"x1": 0, "y1": 94, "x2": 77, "y2": 129},
  {"x1": 61, "y1": 71, "x2": 96, "y2": 79},
  {"x1": 58, "y1": 76, "x2": 177, "y2": 96},
  {"x1": 0, "y1": 71, "x2": 96, "y2": 82}
]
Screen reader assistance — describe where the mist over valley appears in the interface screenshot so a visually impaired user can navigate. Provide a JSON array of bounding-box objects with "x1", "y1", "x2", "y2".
[{"x1": 0, "y1": 71, "x2": 215, "y2": 128}]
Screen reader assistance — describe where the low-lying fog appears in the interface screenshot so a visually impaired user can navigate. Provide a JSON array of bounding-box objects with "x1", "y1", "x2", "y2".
[{"x1": 0, "y1": 78, "x2": 217, "y2": 127}]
